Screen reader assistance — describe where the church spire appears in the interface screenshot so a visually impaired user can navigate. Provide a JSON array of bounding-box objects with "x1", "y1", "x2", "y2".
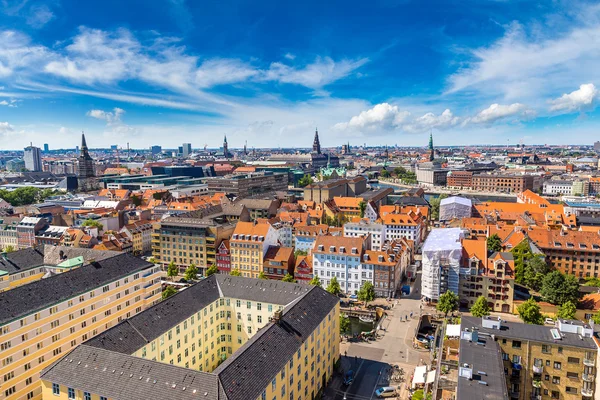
[
  {"x1": 312, "y1": 128, "x2": 321, "y2": 154},
  {"x1": 428, "y1": 131, "x2": 434, "y2": 162}
]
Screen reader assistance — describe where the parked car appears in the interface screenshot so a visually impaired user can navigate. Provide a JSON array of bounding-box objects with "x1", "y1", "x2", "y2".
[
  {"x1": 375, "y1": 387, "x2": 397, "y2": 398},
  {"x1": 343, "y1": 370, "x2": 354, "y2": 385}
]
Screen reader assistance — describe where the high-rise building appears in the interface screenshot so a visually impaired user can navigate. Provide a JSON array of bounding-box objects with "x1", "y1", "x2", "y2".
[
  {"x1": 594, "y1": 141, "x2": 600, "y2": 152},
  {"x1": 182, "y1": 143, "x2": 192, "y2": 157},
  {"x1": 23, "y1": 145, "x2": 42, "y2": 172},
  {"x1": 77, "y1": 133, "x2": 95, "y2": 178},
  {"x1": 43, "y1": 143, "x2": 49, "y2": 153},
  {"x1": 313, "y1": 128, "x2": 321, "y2": 154},
  {"x1": 150, "y1": 145, "x2": 162, "y2": 155}
]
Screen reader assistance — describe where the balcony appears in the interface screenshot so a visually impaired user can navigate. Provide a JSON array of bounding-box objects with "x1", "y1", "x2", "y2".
[
  {"x1": 584, "y1": 358, "x2": 595, "y2": 367},
  {"x1": 532, "y1": 380, "x2": 541, "y2": 388},
  {"x1": 582, "y1": 387, "x2": 593, "y2": 397},
  {"x1": 583, "y1": 373, "x2": 594, "y2": 382},
  {"x1": 533, "y1": 365, "x2": 543, "y2": 374}
]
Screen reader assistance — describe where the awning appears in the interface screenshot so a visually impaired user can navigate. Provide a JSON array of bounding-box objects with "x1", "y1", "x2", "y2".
[
  {"x1": 412, "y1": 365, "x2": 427, "y2": 388},
  {"x1": 446, "y1": 324, "x2": 460, "y2": 337}
]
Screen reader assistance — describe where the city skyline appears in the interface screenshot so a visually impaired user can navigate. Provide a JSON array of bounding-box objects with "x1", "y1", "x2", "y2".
[{"x1": 2, "y1": 0, "x2": 600, "y2": 149}]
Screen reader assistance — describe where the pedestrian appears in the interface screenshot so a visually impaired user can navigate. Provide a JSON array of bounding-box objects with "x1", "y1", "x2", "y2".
[{"x1": 410, "y1": 312, "x2": 413, "y2": 318}]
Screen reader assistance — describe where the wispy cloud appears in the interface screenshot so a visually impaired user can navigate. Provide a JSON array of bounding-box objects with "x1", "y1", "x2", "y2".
[
  {"x1": 0, "y1": 121, "x2": 14, "y2": 136},
  {"x1": 87, "y1": 107, "x2": 140, "y2": 137},
  {"x1": 25, "y1": 4, "x2": 54, "y2": 28},
  {"x1": 549, "y1": 83, "x2": 598, "y2": 113}
]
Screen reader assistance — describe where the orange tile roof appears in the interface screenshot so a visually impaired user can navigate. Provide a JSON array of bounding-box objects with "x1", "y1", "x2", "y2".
[
  {"x1": 298, "y1": 200, "x2": 316, "y2": 210},
  {"x1": 527, "y1": 228, "x2": 600, "y2": 252},
  {"x1": 580, "y1": 293, "x2": 600, "y2": 311},
  {"x1": 232, "y1": 221, "x2": 271, "y2": 239},
  {"x1": 264, "y1": 246, "x2": 294, "y2": 263},
  {"x1": 333, "y1": 197, "x2": 362, "y2": 209},
  {"x1": 235, "y1": 166, "x2": 256, "y2": 173},
  {"x1": 462, "y1": 238, "x2": 487, "y2": 263},
  {"x1": 381, "y1": 213, "x2": 418, "y2": 226},
  {"x1": 313, "y1": 235, "x2": 365, "y2": 254}
]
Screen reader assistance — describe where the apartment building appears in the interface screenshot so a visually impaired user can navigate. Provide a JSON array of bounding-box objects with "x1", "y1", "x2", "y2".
[
  {"x1": 0, "y1": 253, "x2": 162, "y2": 400},
  {"x1": 527, "y1": 229, "x2": 600, "y2": 279},
  {"x1": 237, "y1": 199, "x2": 279, "y2": 220},
  {"x1": 344, "y1": 219, "x2": 386, "y2": 250},
  {"x1": 119, "y1": 220, "x2": 153, "y2": 255},
  {"x1": 294, "y1": 225, "x2": 331, "y2": 253},
  {"x1": 40, "y1": 275, "x2": 340, "y2": 400},
  {"x1": 460, "y1": 239, "x2": 515, "y2": 313},
  {"x1": 16, "y1": 217, "x2": 48, "y2": 249},
  {"x1": 263, "y1": 246, "x2": 295, "y2": 279},
  {"x1": 461, "y1": 316, "x2": 598, "y2": 400},
  {"x1": 0, "y1": 248, "x2": 45, "y2": 292},
  {"x1": 303, "y1": 176, "x2": 367, "y2": 203},
  {"x1": 421, "y1": 228, "x2": 464, "y2": 301},
  {"x1": 229, "y1": 222, "x2": 279, "y2": 278},
  {"x1": 0, "y1": 224, "x2": 17, "y2": 252},
  {"x1": 312, "y1": 235, "x2": 368, "y2": 294},
  {"x1": 446, "y1": 170, "x2": 473, "y2": 189},
  {"x1": 216, "y1": 239, "x2": 230, "y2": 274},
  {"x1": 152, "y1": 216, "x2": 236, "y2": 274},
  {"x1": 472, "y1": 174, "x2": 535, "y2": 193},
  {"x1": 543, "y1": 180, "x2": 574, "y2": 196},
  {"x1": 381, "y1": 211, "x2": 424, "y2": 246},
  {"x1": 363, "y1": 239, "x2": 412, "y2": 298}
]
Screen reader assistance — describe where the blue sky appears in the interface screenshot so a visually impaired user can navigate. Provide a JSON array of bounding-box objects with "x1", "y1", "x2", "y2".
[{"x1": 1, "y1": 0, "x2": 600, "y2": 150}]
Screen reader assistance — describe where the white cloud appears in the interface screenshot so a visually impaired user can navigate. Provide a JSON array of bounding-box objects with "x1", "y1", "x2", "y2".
[
  {"x1": 195, "y1": 58, "x2": 257, "y2": 88},
  {"x1": 0, "y1": 30, "x2": 49, "y2": 78},
  {"x1": 26, "y1": 5, "x2": 55, "y2": 29},
  {"x1": 333, "y1": 103, "x2": 409, "y2": 130},
  {"x1": 0, "y1": 121, "x2": 14, "y2": 135},
  {"x1": 284, "y1": 53, "x2": 296, "y2": 60},
  {"x1": 549, "y1": 83, "x2": 598, "y2": 113},
  {"x1": 404, "y1": 109, "x2": 460, "y2": 133},
  {"x1": 86, "y1": 107, "x2": 139, "y2": 137},
  {"x1": 87, "y1": 108, "x2": 125, "y2": 124},
  {"x1": 468, "y1": 103, "x2": 535, "y2": 124},
  {"x1": 0, "y1": 99, "x2": 17, "y2": 107}
]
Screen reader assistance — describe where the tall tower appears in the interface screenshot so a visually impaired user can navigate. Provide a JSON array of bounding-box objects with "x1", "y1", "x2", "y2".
[
  {"x1": 223, "y1": 135, "x2": 229, "y2": 159},
  {"x1": 312, "y1": 128, "x2": 321, "y2": 154},
  {"x1": 428, "y1": 132, "x2": 434, "y2": 162},
  {"x1": 244, "y1": 140, "x2": 247, "y2": 156},
  {"x1": 77, "y1": 132, "x2": 95, "y2": 178}
]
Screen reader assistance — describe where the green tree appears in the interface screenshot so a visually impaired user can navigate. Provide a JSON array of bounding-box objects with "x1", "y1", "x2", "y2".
[
  {"x1": 294, "y1": 249, "x2": 308, "y2": 257},
  {"x1": 517, "y1": 298, "x2": 544, "y2": 325},
  {"x1": 205, "y1": 264, "x2": 218, "y2": 277},
  {"x1": 230, "y1": 269, "x2": 241, "y2": 276},
  {"x1": 148, "y1": 257, "x2": 157, "y2": 264},
  {"x1": 359, "y1": 201, "x2": 367, "y2": 218},
  {"x1": 162, "y1": 285, "x2": 177, "y2": 300},
  {"x1": 437, "y1": 290, "x2": 459, "y2": 317},
  {"x1": 2, "y1": 245, "x2": 15, "y2": 253},
  {"x1": 584, "y1": 277, "x2": 600, "y2": 287},
  {"x1": 523, "y1": 256, "x2": 549, "y2": 291},
  {"x1": 282, "y1": 273, "x2": 296, "y2": 283},
  {"x1": 82, "y1": 219, "x2": 103, "y2": 230},
  {"x1": 258, "y1": 271, "x2": 268, "y2": 279},
  {"x1": 309, "y1": 275, "x2": 322, "y2": 288},
  {"x1": 167, "y1": 261, "x2": 178, "y2": 281},
  {"x1": 540, "y1": 271, "x2": 580, "y2": 305},
  {"x1": 326, "y1": 276, "x2": 342, "y2": 296},
  {"x1": 184, "y1": 264, "x2": 198, "y2": 281},
  {"x1": 592, "y1": 310, "x2": 600, "y2": 325},
  {"x1": 357, "y1": 281, "x2": 376, "y2": 305},
  {"x1": 556, "y1": 301, "x2": 577, "y2": 320},
  {"x1": 380, "y1": 169, "x2": 390, "y2": 178},
  {"x1": 429, "y1": 194, "x2": 448, "y2": 221},
  {"x1": 486, "y1": 234, "x2": 502, "y2": 252},
  {"x1": 339, "y1": 315, "x2": 350, "y2": 334},
  {"x1": 511, "y1": 240, "x2": 535, "y2": 285},
  {"x1": 131, "y1": 195, "x2": 142, "y2": 207},
  {"x1": 297, "y1": 174, "x2": 314, "y2": 188},
  {"x1": 470, "y1": 296, "x2": 491, "y2": 317}
]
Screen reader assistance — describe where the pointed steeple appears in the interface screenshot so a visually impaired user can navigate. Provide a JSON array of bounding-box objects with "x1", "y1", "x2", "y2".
[
  {"x1": 312, "y1": 128, "x2": 321, "y2": 154},
  {"x1": 428, "y1": 132, "x2": 434, "y2": 162},
  {"x1": 81, "y1": 132, "x2": 88, "y2": 150},
  {"x1": 224, "y1": 135, "x2": 228, "y2": 144}
]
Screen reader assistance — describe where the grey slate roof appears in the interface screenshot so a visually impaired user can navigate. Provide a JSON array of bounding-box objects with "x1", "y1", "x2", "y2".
[
  {"x1": 42, "y1": 245, "x2": 120, "y2": 265},
  {"x1": 0, "y1": 253, "x2": 153, "y2": 326},
  {"x1": 457, "y1": 332, "x2": 509, "y2": 400},
  {"x1": 41, "y1": 345, "x2": 220, "y2": 400},
  {"x1": 0, "y1": 247, "x2": 44, "y2": 274},
  {"x1": 462, "y1": 316, "x2": 597, "y2": 349},
  {"x1": 43, "y1": 278, "x2": 340, "y2": 400}
]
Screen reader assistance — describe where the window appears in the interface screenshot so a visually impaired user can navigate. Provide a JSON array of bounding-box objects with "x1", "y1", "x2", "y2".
[
  {"x1": 511, "y1": 340, "x2": 521, "y2": 349},
  {"x1": 567, "y1": 357, "x2": 580, "y2": 364},
  {"x1": 542, "y1": 345, "x2": 551, "y2": 353},
  {"x1": 566, "y1": 372, "x2": 578, "y2": 380},
  {"x1": 552, "y1": 376, "x2": 560, "y2": 384},
  {"x1": 551, "y1": 391, "x2": 559, "y2": 399},
  {"x1": 68, "y1": 388, "x2": 75, "y2": 400},
  {"x1": 84, "y1": 392, "x2": 91, "y2": 400},
  {"x1": 565, "y1": 387, "x2": 577, "y2": 394},
  {"x1": 553, "y1": 362, "x2": 561, "y2": 370}
]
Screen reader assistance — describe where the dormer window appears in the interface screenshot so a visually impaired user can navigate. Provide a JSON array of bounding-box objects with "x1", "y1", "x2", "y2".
[
  {"x1": 232, "y1": 234, "x2": 238, "y2": 240},
  {"x1": 554, "y1": 242, "x2": 561, "y2": 247},
  {"x1": 318, "y1": 245, "x2": 324, "y2": 251},
  {"x1": 363, "y1": 254, "x2": 369, "y2": 261},
  {"x1": 566, "y1": 243, "x2": 574, "y2": 248},
  {"x1": 580, "y1": 243, "x2": 587, "y2": 249},
  {"x1": 339, "y1": 246, "x2": 345, "y2": 253},
  {"x1": 329, "y1": 246, "x2": 336, "y2": 252},
  {"x1": 378, "y1": 255, "x2": 384, "y2": 262},
  {"x1": 593, "y1": 244, "x2": 600, "y2": 250},
  {"x1": 351, "y1": 247, "x2": 357, "y2": 254}
]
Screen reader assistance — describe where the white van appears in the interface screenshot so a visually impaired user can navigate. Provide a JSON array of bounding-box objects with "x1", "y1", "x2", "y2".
[{"x1": 375, "y1": 386, "x2": 397, "y2": 398}]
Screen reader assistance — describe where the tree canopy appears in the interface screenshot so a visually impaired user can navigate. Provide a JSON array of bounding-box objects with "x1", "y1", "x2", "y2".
[
  {"x1": 0, "y1": 187, "x2": 58, "y2": 206},
  {"x1": 357, "y1": 281, "x2": 375, "y2": 304},
  {"x1": 437, "y1": 290, "x2": 459, "y2": 317},
  {"x1": 184, "y1": 264, "x2": 199, "y2": 281},
  {"x1": 339, "y1": 315, "x2": 350, "y2": 334},
  {"x1": 486, "y1": 234, "x2": 502, "y2": 252},
  {"x1": 166, "y1": 261, "x2": 178, "y2": 280},
  {"x1": 230, "y1": 269, "x2": 242, "y2": 276},
  {"x1": 82, "y1": 219, "x2": 103, "y2": 230},
  {"x1": 294, "y1": 249, "x2": 308, "y2": 257},
  {"x1": 523, "y1": 256, "x2": 549, "y2": 291},
  {"x1": 309, "y1": 275, "x2": 322, "y2": 288},
  {"x1": 540, "y1": 270, "x2": 580, "y2": 305},
  {"x1": 258, "y1": 271, "x2": 268, "y2": 280},
  {"x1": 297, "y1": 174, "x2": 314, "y2": 188},
  {"x1": 429, "y1": 194, "x2": 448, "y2": 221},
  {"x1": 470, "y1": 296, "x2": 491, "y2": 317},
  {"x1": 282, "y1": 273, "x2": 296, "y2": 283},
  {"x1": 205, "y1": 265, "x2": 218, "y2": 277},
  {"x1": 326, "y1": 277, "x2": 342, "y2": 296},
  {"x1": 162, "y1": 286, "x2": 177, "y2": 300},
  {"x1": 556, "y1": 301, "x2": 577, "y2": 320},
  {"x1": 2, "y1": 245, "x2": 15, "y2": 253},
  {"x1": 517, "y1": 298, "x2": 544, "y2": 325},
  {"x1": 359, "y1": 201, "x2": 367, "y2": 218}
]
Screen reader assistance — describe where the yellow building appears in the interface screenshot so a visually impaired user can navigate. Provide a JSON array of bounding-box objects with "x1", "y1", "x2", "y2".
[
  {"x1": 40, "y1": 275, "x2": 340, "y2": 400},
  {"x1": 152, "y1": 216, "x2": 236, "y2": 274},
  {"x1": 229, "y1": 222, "x2": 279, "y2": 278},
  {"x1": 459, "y1": 316, "x2": 598, "y2": 400},
  {"x1": 119, "y1": 220, "x2": 153, "y2": 255},
  {"x1": 0, "y1": 253, "x2": 162, "y2": 400}
]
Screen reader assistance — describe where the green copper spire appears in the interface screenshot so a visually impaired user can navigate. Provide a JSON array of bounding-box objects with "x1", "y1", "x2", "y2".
[{"x1": 428, "y1": 132, "x2": 434, "y2": 161}]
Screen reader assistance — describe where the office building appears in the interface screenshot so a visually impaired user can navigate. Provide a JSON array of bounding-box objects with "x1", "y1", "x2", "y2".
[
  {"x1": 182, "y1": 143, "x2": 192, "y2": 157},
  {"x1": 471, "y1": 174, "x2": 535, "y2": 193},
  {"x1": 303, "y1": 176, "x2": 367, "y2": 203},
  {"x1": 43, "y1": 144, "x2": 49, "y2": 153},
  {"x1": 421, "y1": 228, "x2": 464, "y2": 301},
  {"x1": 23, "y1": 145, "x2": 42, "y2": 172},
  {"x1": 150, "y1": 145, "x2": 162, "y2": 155},
  {"x1": 461, "y1": 316, "x2": 598, "y2": 400},
  {"x1": 40, "y1": 275, "x2": 340, "y2": 400},
  {"x1": 0, "y1": 253, "x2": 162, "y2": 400},
  {"x1": 446, "y1": 170, "x2": 473, "y2": 189},
  {"x1": 204, "y1": 171, "x2": 288, "y2": 198}
]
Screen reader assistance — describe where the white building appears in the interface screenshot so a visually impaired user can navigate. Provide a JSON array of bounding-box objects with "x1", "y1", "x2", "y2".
[
  {"x1": 382, "y1": 212, "x2": 423, "y2": 246},
  {"x1": 343, "y1": 219, "x2": 386, "y2": 250},
  {"x1": 421, "y1": 228, "x2": 464, "y2": 301},
  {"x1": 543, "y1": 180, "x2": 573, "y2": 196},
  {"x1": 270, "y1": 221, "x2": 293, "y2": 247},
  {"x1": 311, "y1": 236, "x2": 367, "y2": 294},
  {"x1": 23, "y1": 145, "x2": 42, "y2": 172}
]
